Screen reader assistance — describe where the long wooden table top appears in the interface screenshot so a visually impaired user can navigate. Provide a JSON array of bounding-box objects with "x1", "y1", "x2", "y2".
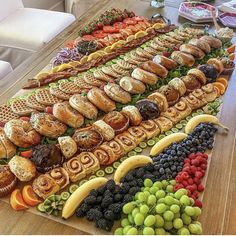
[{"x1": 0, "y1": 0, "x2": 236, "y2": 234}]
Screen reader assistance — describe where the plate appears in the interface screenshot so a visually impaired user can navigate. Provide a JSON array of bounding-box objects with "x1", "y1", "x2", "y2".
[
  {"x1": 178, "y1": 1, "x2": 218, "y2": 23},
  {"x1": 218, "y1": 12, "x2": 236, "y2": 28}
]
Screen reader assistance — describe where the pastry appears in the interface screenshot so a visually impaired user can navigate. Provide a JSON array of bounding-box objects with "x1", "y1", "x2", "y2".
[
  {"x1": 167, "y1": 32, "x2": 186, "y2": 41},
  {"x1": 93, "y1": 120, "x2": 115, "y2": 141},
  {"x1": 53, "y1": 102, "x2": 84, "y2": 128},
  {"x1": 26, "y1": 93, "x2": 46, "y2": 111},
  {"x1": 4, "y1": 119, "x2": 41, "y2": 148},
  {"x1": 119, "y1": 76, "x2": 146, "y2": 94},
  {"x1": 198, "y1": 64, "x2": 218, "y2": 83},
  {"x1": 191, "y1": 89, "x2": 208, "y2": 105},
  {"x1": 200, "y1": 35, "x2": 222, "y2": 48},
  {"x1": 0, "y1": 128, "x2": 16, "y2": 159},
  {"x1": 10, "y1": 99, "x2": 35, "y2": 116},
  {"x1": 136, "y1": 99, "x2": 161, "y2": 120},
  {"x1": 174, "y1": 100, "x2": 192, "y2": 119},
  {"x1": 46, "y1": 167, "x2": 70, "y2": 189},
  {"x1": 63, "y1": 156, "x2": 86, "y2": 182},
  {"x1": 93, "y1": 146, "x2": 115, "y2": 166},
  {"x1": 104, "y1": 83, "x2": 132, "y2": 104},
  {"x1": 143, "y1": 46, "x2": 161, "y2": 56},
  {"x1": 179, "y1": 44, "x2": 205, "y2": 59},
  {"x1": 168, "y1": 78, "x2": 187, "y2": 96},
  {"x1": 0, "y1": 104, "x2": 19, "y2": 124},
  {"x1": 161, "y1": 107, "x2": 182, "y2": 124},
  {"x1": 154, "y1": 116, "x2": 173, "y2": 133},
  {"x1": 72, "y1": 127, "x2": 103, "y2": 152},
  {"x1": 49, "y1": 86, "x2": 71, "y2": 100},
  {"x1": 207, "y1": 58, "x2": 224, "y2": 74},
  {"x1": 140, "y1": 61, "x2": 168, "y2": 78},
  {"x1": 116, "y1": 60, "x2": 136, "y2": 70},
  {"x1": 9, "y1": 155, "x2": 36, "y2": 181},
  {"x1": 147, "y1": 92, "x2": 169, "y2": 112},
  {"x1": 93, "y1": 70, "x2": 113, "y2": 82},
  {"x1": 32, "y1": 174, "x2": 60, "y2": 199},
  {"x1": 83, "y1": 73, "x2": 105, "y2": 87},
  {"x1": 103, "y1": 111, "x2": 129, "y2": 134},
  {"x1": 188, "y1": 38, "x2": 211, "y2": 53},
  {"x1": 201, "y1": 84, "x2": 218, "y2": 102},
  {"x1": 121, "y1": 105, "x2": 143, "y2": 126},
  {"x1": 181, "y1": 75, "x2": 201, "y2": 94},
  {"x1": 154, "y1": 38, "x2": 175, "y2": 48},
  {"x1": 153, "y1": 55, "x2": 178, "y2": 70},
  {"x1": 58, "y1": 136, "x2": 77, "y2": 159},
  {"x1": 69, "y1": 94, "x2": 98, "y2": 120},
  {"x1": 187, "y1": 69, "x2": 207, "y2": 85},
  {"x1": 87, "y1": 87, "x2": 116, "y2": 113},
  {"x1": 31, "y1": 144, "x2": 64, "y2": 173},
  {"x1": 131, "y1": 68, "x2": 158, "y2": 85},
  {"x1": 159, "y1": 85, "x2": 180, "y2": 106},
  {"x1": 30, "y1": 112, "x2": 67, "y2": 138},
  {"x1": 114, "y1": 131, "x2": 137, "y2": 152},
  {"x1": 162, "y1": 35, "x2": 182, "y2": 44},
  {"x1": 127, "y1": 126, "x2": 147, "y2": 144},
  {"x1": 171, "y1": 51, "x2": 195, "y2": 67},
  {"x1": 139, "y1": 120, "x2": 161, "y2": 139},
  {"x1": 76, "y1": 152, "x2": 100, "y2": 175},
  {"x1": 0, "y1": 165, "x2": 17, "y2": 197},
  {"x1": 181, "y1": 94, "x2": 202, "y2": 111},
  {"x1": 35, "y1": 89, "x2": 62, "y2": 106}
]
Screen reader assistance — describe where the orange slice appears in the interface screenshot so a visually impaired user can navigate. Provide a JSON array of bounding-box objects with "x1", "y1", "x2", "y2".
[
  {"x1": 229, "y1": 53, "x2": 235, "y2": 61},
  {"x1": 213, "y1": 82, "x2": 226, "y2": 95},
  {"x1": 22, "y1": 185, "x2": 42, "y2": 207},
  {"x1": 214, "y1": 86, "x2": 221, "y2": 97},
  {"x1": 216, "y1": 77, "x2": 228, "y2": 88},
  {"x1": 10, "y1": 189, "x2": 29, "y2": 211},
  {"x1": 227, "y1": 45, "x2": 235, "y2": 54}
]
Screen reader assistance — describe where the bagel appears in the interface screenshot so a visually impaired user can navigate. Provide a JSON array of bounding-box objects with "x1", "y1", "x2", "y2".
[
  {"x1": 119, "y1": 76, "x2": 146, "y2": 94},
  {"x1": 131, "y1": 68, "x2": 158, "y2": 85},
  {"x1": 153, "y1": 55, "x2": 178, "y2": 70},
  {"x1": 188, "y1": 38, "x2": 211, "y2": 53},
  {"x1": 4, "y1": 119, "x2": 41, "y2": 147},
  {"x1": 140, "y1": 61, "x2": 168, "y2": 78},
  {"x1": 168, "y1": 77, "x2": 187, "y2": 96},
  {"x1": 179, "y1": 44, "x2": 205, "y2": 59},
  {"x1": 200, "y1": 35, "x2": 222, "y2": 48},
  {"x1": 171, "y1": 51, "x2": 195, "y2": 67},
  {"x1": 30, "y1": 113, "x2": 67, "y2": 138},
  {"x1": 187, "y1": 68, "x2": 207, "y2": 85},
  {"x1": 147, "y1": 92, "x2": 169, "y2": 112},
  {"x1": 207, "y1": 58, "x2": 224, "y2": 74}
]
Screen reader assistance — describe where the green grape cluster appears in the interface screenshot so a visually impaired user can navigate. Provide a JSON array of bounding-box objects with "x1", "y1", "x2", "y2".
[{"x1": 114, "y1": 179, "x2": 202, "y2": 235}]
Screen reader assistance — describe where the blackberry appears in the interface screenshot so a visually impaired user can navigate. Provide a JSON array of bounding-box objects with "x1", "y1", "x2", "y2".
[
  {"x1": 136, "y1": 178, "x2": 144, "y2": 187},
  {"x1": 144, "y1": 163, "x2": 154, "y2": 171},
  {"x1": 86, "y1": 209, "x2": 103, "y2": 221},
  {"x1": 101, "y1": 196, "x2": 113, "y2": 208},
  {"x1": 108, "y1": 203, "x2": 122, "y2": 214},
  {"x1": 123, "y1": 194, "x2": 133, "y2": 203},
  {"x1": 76, "y1": 207, "x2": 86, "y2": 217},
  {"x1": 114, "y1": 193, "x2": 123, "y2": 202},
  {"x1": 114, "y1": 185, "x2": 122, "y2": 194},
  {"x1": 106, "y1": 179, "x2": 116, "y2": 191},
  {"x1": 96, "y1": 196, "x2": 103, "y2": 204},
  {"x1": 124, "y1": 173, "x2": 134, "y2": 182},
  {"x1": 96, "y1": 218, "x2": 113, "y2": 231},
  {"x1": 104, "y1": 190, "x2": 113, "y2": 198},
  {"x1": 129, "y1": 180, "x2": 138, "y2": 187},
  {"x1": 129, "y1": 186, "x2": 140, "y2": 195},
  {"x1": 79, "y1": 203, "x2": 90, "y2": 212},
  {"x1": 97, "y1": 185, "x2": 106, "y2": 195},
  {"x1": 121, "y1": 183, "x2": 130, "y2": 194},
  {"x1": 84, "y1": 195, "x2": 97, "y2": 205},
  {"x1": 104, "y1": 210, "x2": 115, "y2": 221},
  {"x1": 136, "y1": 168, "x2": 145, "y2": 178},
  {"x1": 89, "y1": 189, "x2": 98, "y2": 197}
]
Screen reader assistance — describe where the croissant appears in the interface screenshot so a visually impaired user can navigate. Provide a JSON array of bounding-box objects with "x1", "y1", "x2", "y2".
[{"x1": 139, "y1": 120, "x2": 161, "y2": 139}]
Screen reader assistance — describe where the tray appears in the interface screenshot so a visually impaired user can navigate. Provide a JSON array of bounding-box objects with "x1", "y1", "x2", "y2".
[
  {"x1": 218, "y1": 12, "x2": 236, "y2": 28},
  {"x1": 178, "y1": 1, "x2": 218, "y2": 23}
]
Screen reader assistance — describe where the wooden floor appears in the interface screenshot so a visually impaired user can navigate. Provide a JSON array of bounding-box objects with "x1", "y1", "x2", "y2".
[{"x1": 0, "y1": 0, "x2": 236, "y2": 234}]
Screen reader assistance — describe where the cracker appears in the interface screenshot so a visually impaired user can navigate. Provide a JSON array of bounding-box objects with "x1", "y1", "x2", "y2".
[
  {"x1": 26, "y1": 93, "x2": 46, "y2": 111},
  {"x1": 83, "y1": 73, "x2": 105, "y2": 87},
  {"x1": 58, "y1": 82, "x2": 82, "y2": 95},
  {"x1": 49, "y1": 86, "x2": 71, "y2": 100},
  {"x1": 0, "y1": 104, "x2": 19, "y2": 124},
  {"x1": 93, "y1": 70, "x2": 113, "y2": 82},
  {"x1": 36, "y1": 89, "x2": 62, "y2": 106},
  {"x1": 11, "y1": 98, "x2": 35, "y2": 116}
]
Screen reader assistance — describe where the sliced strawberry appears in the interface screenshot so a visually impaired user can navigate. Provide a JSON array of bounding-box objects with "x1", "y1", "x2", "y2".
[{"x1": 45, "y1": 106, "x2": 53, "y2": 114}]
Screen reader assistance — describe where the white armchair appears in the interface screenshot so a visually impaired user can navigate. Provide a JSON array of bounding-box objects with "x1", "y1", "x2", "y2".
[{"x1": 0, "y1": 0, "x2": 76, "y2": 68}]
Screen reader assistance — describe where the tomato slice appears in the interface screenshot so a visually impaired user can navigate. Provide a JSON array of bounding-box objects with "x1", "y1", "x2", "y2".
[
  {"x1": 123, "y1": 18, "x2": 137, "y2": 25},
  {"x1": 82, "y1": 34, "x2": 95, "y2": 41},
  {"x1": 103, "y1": 26, "x2": 120, "y2": 33},
  {"x1": 20, "y1": 150, "x2": 33, "y2": 159},
  {"x1": 92, "y1": 30, "x2": 108, "y2": 39},
  {"x1": 113, "y1": 22, "x2": 127, "y2": 29}
]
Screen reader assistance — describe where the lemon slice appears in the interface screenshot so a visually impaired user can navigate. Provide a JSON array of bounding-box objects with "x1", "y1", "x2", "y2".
[
  {"x1": 58, "y1": 64, "x2": 73, "y2": 71},
  {"x1": 135, "y1": 30, "x2": 148, "y2": 39},
  {"x1": 104, "y1": 46, "x2": 112, "y2": 53},
  {"x1": 111, "y1": 42, "x2": 123, "y2": 50},
  {"x1": 69, "y1": 61, "x2": 81, "y2": 67},
  {"x1": 126, "y1": 35, "x2": 135, "y2": 42},
  {"x1": 145, "y1": 27, "x2": 154, "y2": 33},
  {"x1": 87, "y1": 52, "x2": 101, "y2": 61},
  {"x1": 97, "y1": 50, "x2": 107, "y2": 56},
  {"x1": 117, "y1": 40, "x2": 126, "y2": 45},
  {"x1": 152, "y1": 23, "x2": 166, "y2": 29},
  {"x1": 52, "y1": 66, "x2": 61, "y2": 73},
  {"x1": 80, "y1": 56, "x2": 88, "y2": 64},
  {"x1": 34, "y1": 72, "x2": 50, "y2": 80}
]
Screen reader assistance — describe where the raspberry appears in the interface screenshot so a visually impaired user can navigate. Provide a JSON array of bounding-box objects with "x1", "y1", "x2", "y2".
[
  {"x1": 195, "y1": 171, "x2": 203, "y2": 179},
  {"x1": 200, "y1": 164, "x2": 207, "y2": 170},
  {"x1": 182, "y1": 180, "x2": 189, "y2": 187},
  {"x1": 186, "y1": 185, "x2": 195, "y2": 193},
  {"x1": 190, "y1": 166, "x2": 197, "y2": 174},
  {"x1": 188, "y1": 153, "x2": 196, "y2": 159},
  {"x1": 184, "y1": 158, "x2": 191, "y2": 164},
  {"x1": 198, "y1": 184, "x2": 205, "y2": 192},
  {"x1": 194, "y1": 199, "x2": 203, "y2": 208},
  {"x1": 202, "y1": 153, "x2": 208, "y2": 159},
  {"x1": 193, "y1": 177, "x2": 201, "y2": 184},
  {"x1": 181, "y1": 172, "x2": 189, "y2": 180},
  {"x1": 187, "y1": 178, "x2": 194, "y2": 185},
  {"x1": 192, "y1": 184, "x2": 198, "y2": 191},
  {"x1": 191, "y1": 159, "x2": 200, "y2": 166},
  {"x1": 176, "y1": 175, "x2": 183, "y2": 182}
]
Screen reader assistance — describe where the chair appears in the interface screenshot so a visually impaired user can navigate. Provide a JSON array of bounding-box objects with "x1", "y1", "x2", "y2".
[
  {"x1": 0, "y1": 61, "x2": 13, "y2": 80},
  {"x1": 0, "y1": 0, "x2": 76, "y2": 68}
]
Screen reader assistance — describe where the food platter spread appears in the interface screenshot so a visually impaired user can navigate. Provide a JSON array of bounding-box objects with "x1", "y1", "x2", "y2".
[{"x1": 0, "y1": 7, "x2": 235, "y2": 235}]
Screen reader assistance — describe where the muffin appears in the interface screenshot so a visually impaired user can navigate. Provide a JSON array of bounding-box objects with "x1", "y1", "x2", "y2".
[
  {"x1": 0, "y1": 165, "x2": 17, "y2": 197},
  {"x1": 181, "y1": 75, "x2": 201, "y2": 94},
  {"x1": 159, "y1": 85, "x2": 180, "y2": 106}
]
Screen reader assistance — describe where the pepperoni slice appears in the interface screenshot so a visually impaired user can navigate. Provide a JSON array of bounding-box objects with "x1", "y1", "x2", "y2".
[
  {"x1": 123, "y1": 18, "x2": 137, "y2": 25},
  {"x1": 103, "y1": 26, "x2": 120, "y2": 33}
]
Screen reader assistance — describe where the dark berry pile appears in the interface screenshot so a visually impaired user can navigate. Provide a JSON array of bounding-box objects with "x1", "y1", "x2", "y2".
[{"x1": 76, "y1": 179, "x2": 141, "y2": 231}]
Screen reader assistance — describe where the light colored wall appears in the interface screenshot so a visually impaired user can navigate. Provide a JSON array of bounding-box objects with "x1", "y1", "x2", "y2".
[{"x1": 22, "y1": 0, "x2": 64, "y2": 11}]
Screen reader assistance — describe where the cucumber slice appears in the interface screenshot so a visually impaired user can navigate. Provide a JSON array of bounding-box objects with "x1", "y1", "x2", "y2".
[
  {"x1": 37, "y1": 203, "x2": 46, "y2": 213},
  {"x1": 52, "y1": 209, "x2": 59, "y2": 216},
  {"x1": 47, "y1": 195, "x2": 56, "y2": 202},
  {"x1": 128, "y1": 151, "x2": 137, "y2": 157},
  {"x1": 120, "y1": 156, "x2": 128, "y2": 162},
  {"x1": 134, "y1": 147, "x2": 143, "y2": 153},
  {"x1": 61, "y1": 191, "x2": 70, "y2": 201},
  {"x1": 105, "y1": 61, "x2": 113, "y2": 66},
  {"x1": 49, "y1": 82, "x2": 58, "y2": 88},
  {"x1": 43, "y1": 199, "x2": 51, "y2": 206},
  {"x1": 55, "y1": 195, "x2": 61, "y2": 201},
  {"x1": 196, "y1": 109, "x2": 204, "y2": 115},
  {"x1": 89, "y1": 175, "x2": 96, "y2": 180},
  {"x1": 192, "y1": 112, "x2": 198, "y2": 117},
  {"x1": 79, "y1": 179, "x2": 87, "y2": 186},
  {"x1": 119, "y1": 55, "x2": 125, "y2": 59},
  {"x1": 112, "y1": 59, "x2": 118, "y2": 63},
  {"x1": 113, "y1": 161, "x2": 121, "y2": 169},
  {"x1": 105, "y1": 166, "x2": 114, "y2": 174},
  {"x1": 58, "y1": 79, "x2": 67, "y2": 84},
  {"x1": 69, "y1": 184, "x2": 79, "y2": 194},
  {"x1": 153, "y1": 137, "x2": 160, "y2": 142},
  {"x1": 139, "y1": 142, "x2": 147, "y2": 149},
  {"x1": 180, "y1": 120, "x2": 188, "y2": 125},
  {"x1": 96, "y1": 169, "x2": 105, "y2": 177},
  {"x1": 165, "y1": 131, "x2": 173, "y2": 136},
  {"x1": 171, "y1": 128, "x2": 179, "y2": 133},
  {"x1": 186, "y1": 116, "x2": 192, "y2": 121},
  {"x1": 90, "y1": 68, "x2": 96, "y2": 72},
  {"x1": 147, "y1": 139, "x2": 156, "y2": 147},
  {"x1": 159, "y1": 134, "x2": 166, "y2": 140},
  {"x1": 176, "y1": 124, "x2": 183, "y2": 130}
]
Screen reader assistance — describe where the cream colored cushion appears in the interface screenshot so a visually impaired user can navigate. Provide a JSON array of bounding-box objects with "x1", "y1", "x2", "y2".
[{"x1": 0, "y1": 61, "x2": 13, "y2": 80}]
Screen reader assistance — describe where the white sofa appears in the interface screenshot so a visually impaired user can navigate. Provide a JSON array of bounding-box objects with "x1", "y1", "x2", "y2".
[
  {"x1": 0, "y1": 61, "x2": 13, "y2": 80},
  {"x1": 0, "y1": 0, "x2": 76, "y2": 69}
]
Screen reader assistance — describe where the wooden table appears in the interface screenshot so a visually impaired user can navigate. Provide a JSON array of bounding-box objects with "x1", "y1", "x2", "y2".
[{"x1": 1, "y1": 0, "x2": 236, "y2": 234}]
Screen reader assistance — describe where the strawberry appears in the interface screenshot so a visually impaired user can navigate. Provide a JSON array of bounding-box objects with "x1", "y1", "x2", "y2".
[{"x1": 45, "y1": 106, "x2": 53, "y2": 114}]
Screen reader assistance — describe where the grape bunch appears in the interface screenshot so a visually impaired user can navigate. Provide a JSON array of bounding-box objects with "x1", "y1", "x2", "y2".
[{"x1": 115, "y1": 179, "x2": 203, "y2": 235}]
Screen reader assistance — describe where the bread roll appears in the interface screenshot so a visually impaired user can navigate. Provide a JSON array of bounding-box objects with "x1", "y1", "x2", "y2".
[
  {"x1": 153, "y1": 55, "x2": 178, "y2": 70},
  {"x1": 179, "y1": 44, "x2": 205, "y2": 59},
  {"x1": 168, "y1": 78, "x2": 187, "y2": 96},
  {"x1": 171, "y1": 51, "x2": 195, "y2": 67},
  {"x1": 53, "y1": 102, "x2": 84, "y2": 128},
  {"x1": 119, "y1": 76, "x2": 146, "y2": 94},
  {"x1": 0, "y1": 128, "x2": 16, "y2": 159},
  {"x1": 207, "y1": 58, "x2": 224, "y2": 74},
  {"x1": 69, "y1": 94, "x2": 98, "y2": 120},
  {"x1": 87, "y1": 87, "x2": 116, "y2": 113},
  {"x1": 104, "y1": 83, "x2": 131, "y2": 104},
  {"x1": 131, "y1": 68, "x2": 158, "y2": 85},
  {"x1": 200, "y1": 35, "x2": 222, "y2": 48},
  {"x1": 147, "y1": 92, "x2": 169, "y2": 112},
  {"x1": 58, "y1": 136, "x2": 77, "y2": 159},
  {"x1": 121, "y1": 105, "x2": 143, "y2": 126},
  {"x1": 140, "y1": 61, "x2": 168, "y2": 78},
  {"x1": 187, "y1": 68, "x2": 207, "y2": 85},
  {"x1": 188, "y1": 38, "x2": 211, "y2": 53},
  {"x1": 93, "y1": 120, "x2": 115, "y2": 141}
]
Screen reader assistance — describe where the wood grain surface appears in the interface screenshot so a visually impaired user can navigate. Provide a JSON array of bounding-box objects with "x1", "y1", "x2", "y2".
[{"x1": 0, "y1": 0, "x2": 236, "y2": 234}]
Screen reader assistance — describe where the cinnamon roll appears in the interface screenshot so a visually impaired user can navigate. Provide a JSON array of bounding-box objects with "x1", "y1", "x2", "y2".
[
  {"x1": 182, "y1": 94, "x2": 202, "y2": 111},
  {"x1": 191, "y1": 89, "x2": 207, "y2": 105},
  {"x1": 127, "y1": 126, "x2": 147, "y2": 144},
  {"x1": 161, "y1": 107, "x2": 182, "y2": 124},
  {"x1": 77, "y1": 152, "x2": 100, "y2": 175},
  {"x1": 93, "y1": 146, "x2": 116, "y2": 166},
  {"x1": 174, "y1": 100, "x2": 192, "y2": 120},
  {"x1": 154, "y1": 116, "x2": 174, "y2": 133},
  {"x1": 32, "y1": 174, "x2": 60, "y2": 199},
  {"x1": 114, "y1": 131, "x2": 137, "y2": 153},
  {"x1": 201, "y1": 84, "x2": 218, "y2": 102},
  {"x1": 63, "y1": 156, "x2": 86, "y2": 182},
  {"x1": 105, "y1": 140, "x2": 126, "y2": 158},
  {"x1": 139, "y1": 120, "x2": 161, "y2": 139},
  {"x1": 147, "y1": 92, "x2": 169, "y2": 112},
  {"x1": 46, "y1": 167, "x2": 70, "y2": 190}
]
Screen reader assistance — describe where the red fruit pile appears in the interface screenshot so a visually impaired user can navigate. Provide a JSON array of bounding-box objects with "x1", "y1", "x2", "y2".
[{"x1": 174, "y1": 152, "x2": 208, "y2": 208}]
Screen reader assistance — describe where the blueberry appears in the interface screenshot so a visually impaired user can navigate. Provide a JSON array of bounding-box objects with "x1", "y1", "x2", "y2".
[{"x1": 159, "y1": 168, "x2": 165, "y2": 174}]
